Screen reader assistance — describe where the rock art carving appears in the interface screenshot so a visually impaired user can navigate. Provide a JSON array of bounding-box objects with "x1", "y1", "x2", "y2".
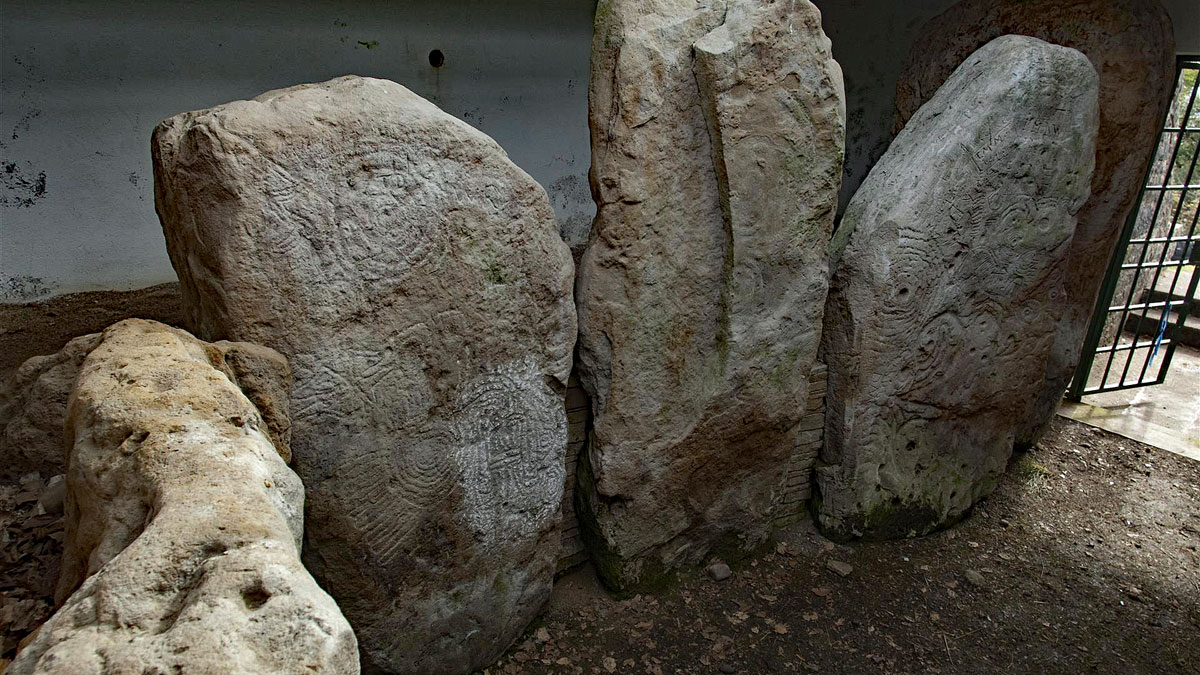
[
  {"x1": 153, "y1": 76, "x2": 576, "y2": 674},
  {"x1": 8, "y1": 319, "x2": 357, "y2": 675},
  {"x1": 818, "y1": 36, "x2": 1099, "y2": 539},
  {"x1": 893, "y1": 0, "x2": 1175, "y2": 447},
  {"x1": 453, "y1": 358, "x2": 566, "y2": 553},
  {"x1": 576, "y1": 0, "x2": 844, "y2": 591}
]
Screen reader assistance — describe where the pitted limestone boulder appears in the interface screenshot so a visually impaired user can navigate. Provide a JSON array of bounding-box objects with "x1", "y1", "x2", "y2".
[
  {"x1": 817, "y1": 36, "x2": 1099, "y2": 539},
  {"x1": 0, "y1": 332, "x2": 292, "y2": 480},
  {"x1": 152, "y1": 76, "x2": 576, "y2": 674},
  {"x1": 576, "y1": 0, "x2": 844, "y2": 591},
  {"x1": 8, "y1": 319, "x2": 357, "y2": 675},
  {"x1": 0, "y1": 333, "x2": 101, "y2": 481},
  {"x1": 893, "y1": 0, "x2": 1175, "y2": 448}
]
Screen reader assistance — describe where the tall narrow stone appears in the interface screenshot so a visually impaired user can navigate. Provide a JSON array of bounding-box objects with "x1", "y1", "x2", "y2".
[
  {"x1": 9, "y1": 319, "x2": 357, "y2": 675},
  {"x1": 893, "y1": 0, "x2": 1175, "y2": 447},
  {"x1": 818, "y1": 36, "x2": 1099, "y2": 539},
  {"x1": 153, "y1": 76, "x2": 576, "y2": 674},
  {"x1": 576, "y1": 0, "x2": 844, "y2": 591}
]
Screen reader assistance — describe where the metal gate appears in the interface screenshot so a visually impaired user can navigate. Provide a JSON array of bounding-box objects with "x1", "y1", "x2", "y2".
[{"x1": 1068, "y1": 57, "x2": 1200, "y2": 400}]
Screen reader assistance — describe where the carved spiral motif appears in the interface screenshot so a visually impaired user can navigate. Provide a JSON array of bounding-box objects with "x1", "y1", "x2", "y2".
[{"x1": 452, "y1": 359, "x2": 566, "y2": 553}]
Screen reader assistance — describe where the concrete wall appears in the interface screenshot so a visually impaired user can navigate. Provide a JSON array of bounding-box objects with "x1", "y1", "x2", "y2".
[
  {"x1": 820, "y1": 0, "x2": 1200, "y2": 216},
  {"x1": 2, "y1": 0, "x2": 1197, "y2": 303},
  {"x1": 817, "y1": 0, "x2": 958, "y2": 214},
  {"x1": 1, "y1": 0, "x2": 594, "y2": 301},
  {"x1": 1162, "y1": 0, "x2": 1200, "y2": 54}
]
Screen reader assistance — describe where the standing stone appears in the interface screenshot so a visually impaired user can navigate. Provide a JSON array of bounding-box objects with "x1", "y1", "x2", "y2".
[
  {"x1": 817, "y1": 36, "x2": 1099, "y2": 539},
  {"x1": 576, "y1": 0, "x2": 844, "y2": 591},
  {"x1": 9, "y1": 319, "x2": 357, "y2": 675},
  {"x1": 893, "y1": 0, "x2": 1175, "y2": 447},
  {"x1": 152, "y1": 76, "x2": 576, "y2": 674}
]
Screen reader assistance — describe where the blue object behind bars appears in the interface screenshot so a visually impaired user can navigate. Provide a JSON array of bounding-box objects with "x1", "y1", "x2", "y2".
[{"x1": 1147, "y1": 303, "x2": 1171, "y2": 370}]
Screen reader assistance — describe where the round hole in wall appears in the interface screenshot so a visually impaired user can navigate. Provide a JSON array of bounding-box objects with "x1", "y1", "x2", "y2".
[{"x1": 429, "y1": 49, "x2": 445, "y2": 68}]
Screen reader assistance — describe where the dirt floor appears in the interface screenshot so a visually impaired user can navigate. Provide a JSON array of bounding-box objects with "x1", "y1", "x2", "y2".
[
  {"x1": 490, "y1": 421, "x2": 1200, "y2": 674},
  {"x1": 1, "y1": 287, "x2": 1199, "y2": 673}
]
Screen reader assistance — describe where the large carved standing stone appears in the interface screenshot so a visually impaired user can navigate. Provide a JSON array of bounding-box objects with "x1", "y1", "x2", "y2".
[
  {"x1": 153, "y1": 76, "x2": 576, "y2": 674},
  {"x1": 894, "y1": 0, "x2": 1175, "y2": 447},
  {"x1": 576, "y1": 0, "x2": 844, "y2": 590},
  {"x1": 817, "y1": 36, "x2": 1099, "y2": 539},
  {"x1": 9, "y1": 319, "x2": 357, "y2": 675}
]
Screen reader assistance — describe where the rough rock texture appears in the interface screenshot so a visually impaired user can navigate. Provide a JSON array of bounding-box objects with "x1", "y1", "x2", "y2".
[
  {"x1": 8, "y1": 319, "x2": 357, "y2": 675},
  {"x1": 894, "y1": 0, "x2": 1175, "y2": 448},
  {"x1": 0, "y1": 334, "x2": 101, "y2": 481},
  {"x1": 0, "y1": 333, "x2": 292, "y2": 479},
  {"x1": 153, "y1": 76, "x2": 576, "y2": 674},
  {"x1": 214, "y1": 341, "x2": 293, "y2": 462},
  {"x1": 817, "y1": 36, "x2": 1099, "y2": 539},
  {"x1": 576, "y1": 0, "x2": 844, "y2": 591}
]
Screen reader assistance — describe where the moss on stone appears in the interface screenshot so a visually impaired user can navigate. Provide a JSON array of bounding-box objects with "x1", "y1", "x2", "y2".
[
  {"x1": 573, "y1": 440, "x2": 650, "y2": 596},
  {"x1": 573, "y1": 437, "x2": 785, "y2": 596},
  {"x1": 813, "y1": 482, "x2": 964, "y2": 542}
]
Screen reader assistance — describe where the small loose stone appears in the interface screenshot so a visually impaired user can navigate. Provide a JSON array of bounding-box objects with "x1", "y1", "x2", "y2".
[
  {"x1": 826, "y1": 560, "x2": 854, "y2": 577},
  {"x1": 709, "y1": 563, "x2": 732, "y2": 582},
  {"x1": 964, "y1": 570, "x2": 988, "y2": 590}
]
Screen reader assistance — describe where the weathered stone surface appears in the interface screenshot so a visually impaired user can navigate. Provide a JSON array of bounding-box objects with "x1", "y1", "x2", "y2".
[
  {"x1": 0, "y1": 333, "x2": 292, "y2": 479},
  {"x1": 9, "y1": 319, "x2": 357, "y2": 675},
  {"x1": 817, "y1": 36, "x2": 1099, "y2": 539},
  {"x1": 576, "y1": 0, "x2": 843, "y2": 591},
  {"x1": 0, "y1": 333, "x2": 100, "y2": 481},
  {"x1": 893, "y1": 0, "x2": 1175, "y2": 448},
  {"x1": 213, "y1": 341, "x2": 293, "y2": 462},
  {"x1": 153, "y1": 76, "x2": 576, "y2": 674}
]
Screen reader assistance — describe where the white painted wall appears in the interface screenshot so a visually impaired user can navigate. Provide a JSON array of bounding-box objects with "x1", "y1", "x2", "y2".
[
  {"x1": 1, "y1": 0, "x2": 1196, "y2": 303},
  {"x1": 1, "y1": 0, "x2": 594, "y2": 301}
]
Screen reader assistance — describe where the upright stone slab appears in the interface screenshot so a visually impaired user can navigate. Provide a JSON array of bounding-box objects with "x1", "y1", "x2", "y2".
[
  {"x1": 576, "y1": 0, "x2": 844, "y2": 591},
  {"x1": 9, "y1": 319, "x2": 357, "y2": 675},
  {"x1": 893, "y1": 0, "x2": 1175, "y2": 448},
  {"x1": 817, "y1": 36, "x2": 1099, "y2": 539},
  {"x1": 153, "y1": 77, "x2": 576, "y2": 674}
]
